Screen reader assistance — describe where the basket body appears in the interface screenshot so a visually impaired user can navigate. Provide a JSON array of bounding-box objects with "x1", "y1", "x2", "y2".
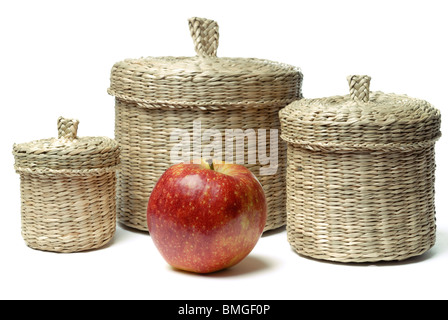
[
  {"x1": 280, "y1": 76, "x2": 441, "y2": 262},
  {"x1": 109, "y1": 18, "x2": 302, "y2": 232},
  {"x1": 114, "y1": 99, "x2": 292, "y2": 232},
  {"x1": 286, "y1": 144, "x2": 436, "y2": 262},
  {"x1": 19, "y1": 172, "x2": 117, "y2": 253},
  {"x1": 13, "y1": 117, "x2": 120, "y2": 253}
]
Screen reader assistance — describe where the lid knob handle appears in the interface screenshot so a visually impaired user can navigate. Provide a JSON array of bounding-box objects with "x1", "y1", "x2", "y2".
[
  {"x1": 58, "y1": 116, "x2": 79, "y2": 140},
  {"x1": 347, "y1": 75, "x2": 371, "y2": 103},
  {"x1": 188, "y1": 17, "x2": 219, "y2": 57}
]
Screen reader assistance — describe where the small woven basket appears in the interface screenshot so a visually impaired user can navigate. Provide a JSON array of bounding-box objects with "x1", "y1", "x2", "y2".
[
  {"x1": 279, "y1": 75, "x2": 441, "y2": 262},
  {"x1": 13, "y1": 117, "x2": 120, "y2": 253},
  {"x1": 108, "y1": 17, "x2": 302, "y2": 232}
]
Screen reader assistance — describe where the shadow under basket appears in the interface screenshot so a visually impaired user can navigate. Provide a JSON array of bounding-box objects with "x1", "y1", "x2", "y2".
[
  {"x1": 13, "y1": 117, "x2": 120, "y2": 253},
  {"x1": 279, "y1": 75, "x2": 441, "y2": 263}
]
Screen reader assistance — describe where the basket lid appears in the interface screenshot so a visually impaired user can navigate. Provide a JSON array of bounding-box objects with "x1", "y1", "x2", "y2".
[
  {"x1": 279, "y1": 75, "x2": 441, "y2": 152},
  {"x1": 13, "y1": 117, "x2": 120, "y2": 175},
  {"x1": 107, "y1": 17, "x2": 302, "y2": 109}
]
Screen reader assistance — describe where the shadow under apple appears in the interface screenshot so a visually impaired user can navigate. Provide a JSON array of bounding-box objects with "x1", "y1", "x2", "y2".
[{"x1": 169, "y1": 254, "x2": 276, "y2": 278}]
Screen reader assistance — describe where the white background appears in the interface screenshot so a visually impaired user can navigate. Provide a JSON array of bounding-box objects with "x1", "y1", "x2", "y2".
[{"x1": 1, "y1": 0, "x2": 447, "y2": 300}]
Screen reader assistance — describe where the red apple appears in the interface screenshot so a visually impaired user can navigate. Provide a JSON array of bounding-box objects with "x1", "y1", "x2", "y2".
[{"x1": 147, "y1": 159, "x2": 267, "y2": 273}]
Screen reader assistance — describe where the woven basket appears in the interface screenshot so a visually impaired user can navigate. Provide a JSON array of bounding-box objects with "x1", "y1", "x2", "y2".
[
  {"x1": 279, "y1": 75, "x2": 441, "y2": 262},
  {"x1": 13, "y1": 117, "x2": 120, "y2": 253},
  {"x1": 108, "y1": 17, "x2": 302, "y2": 232}
]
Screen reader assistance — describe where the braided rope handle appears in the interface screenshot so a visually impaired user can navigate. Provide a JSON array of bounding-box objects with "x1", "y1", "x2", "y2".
[
  {"x1": 188, "y1": 17, "x2": 219, "y2": 57},
  {"x1": 347, "y1": 75, "x2": 371, "y2": 103},
  {"x1": 58, "y1": 116, "x2": 79, "y2": 140}
]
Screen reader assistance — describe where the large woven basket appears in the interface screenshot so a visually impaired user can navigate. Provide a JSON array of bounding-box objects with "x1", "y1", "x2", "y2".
[
  {"x1": 108, "y1": 17, "x2": 302, "y2": 232},
  {"x1": 279, "y1": 75, "x2": 441, "y2": 262},
  {"x1": 13, "y1": 117, "x2": 120, "y2": 253}
]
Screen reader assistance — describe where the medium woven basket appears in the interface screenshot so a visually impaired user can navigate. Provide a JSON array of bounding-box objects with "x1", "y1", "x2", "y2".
[
  {"x1": 108, "y1": 17, "x2": 302, "y2": 232},
  {"x1": 279, "y1": 75, "x2": 441, "y2": 263},
  {"x1": 13, "y1": 117, "x2": 120, "y2": 253}
]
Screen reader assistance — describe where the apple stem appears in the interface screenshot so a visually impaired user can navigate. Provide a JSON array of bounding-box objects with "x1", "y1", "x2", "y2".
[{"x1": 207, "y1": 159, "x2": 214, "y2": 171}]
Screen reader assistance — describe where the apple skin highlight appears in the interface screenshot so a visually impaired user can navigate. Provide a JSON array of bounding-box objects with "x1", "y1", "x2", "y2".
[{"x1": 147, "y1": 161, "x2": 267, "y2": 273}]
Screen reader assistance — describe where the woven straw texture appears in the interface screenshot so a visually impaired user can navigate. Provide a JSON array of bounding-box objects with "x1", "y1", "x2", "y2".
[
  {"x1": 108, "y1": 17, "x2": 302, "y2": 232},
  {"x1": 13, "y1": 117, "x2": 120, "y2": 253},
  {"x1": 280, "y1": 75, "x2": 441, "y2": 263}
]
